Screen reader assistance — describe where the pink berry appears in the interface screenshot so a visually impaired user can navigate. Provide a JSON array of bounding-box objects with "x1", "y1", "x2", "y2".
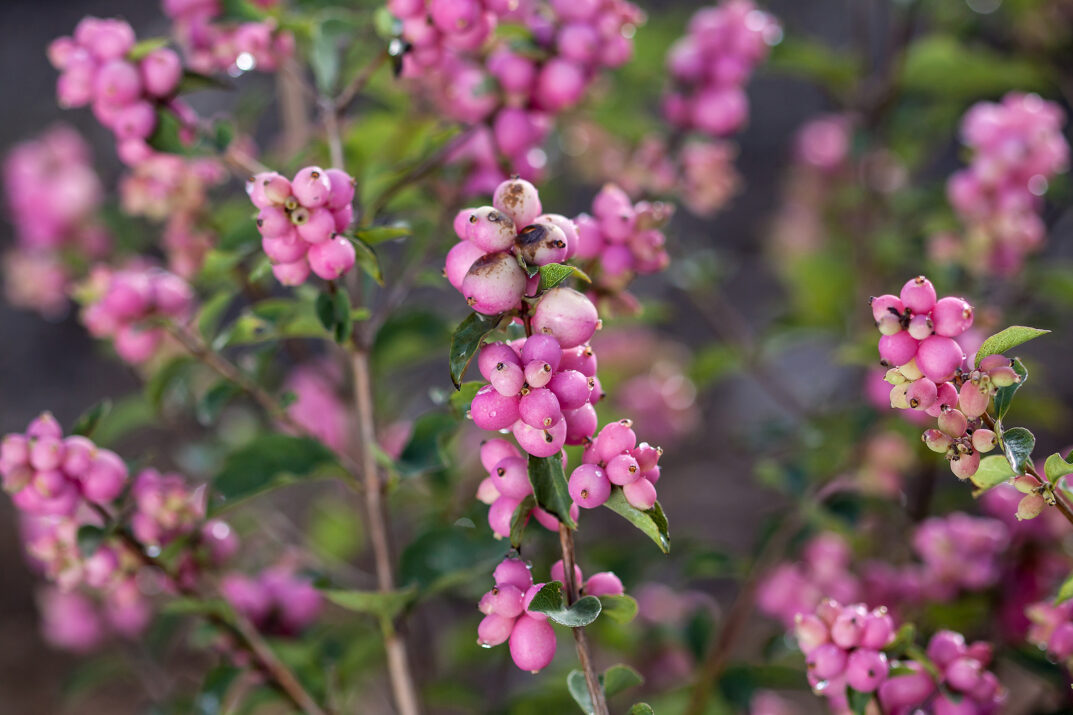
[
  {"x1": 559, "y1": 345, "x2": 597, "y2": 376},
  {"x1": 487, "y1": 584, "x2": 525, "y2": 618},
  {"x1": 262, "y1": 232, "x2": 308, "y2": 263},
  {"x1": 477, "y1": 613, "x2": 515, "y2": 647},
  {"x1": 82, "y1": 449, "x2": 128, "y2": 503},
  {"x1": 272, "y1": 260, "x2": 311, "y2": 286},
  {"x1": 938, "y1": 408, "x2": 968, "y2": 437},
  {"x1": 291, "y1": 167, "x2": 332, "y2": 208},
  {"x1": 958, "y1": 382, "x2": 989, "y2": 418},
  {"x1": 509, "y1": 614, "x2": 556, "y2": 672},
  {"x1": 296, "y1": 208, "x2": 336, "y2": 244},
  {"x1": 445, "y1": 241, "x2": 486, "y2": 291},
  {"x1": 476, "y1": 476, "x2": 499, "y2": 504},
  {"x1": 623, "y1": 477, "x2": 657, "y2": 510},
  {"x1": 870, "y1": 294, "x2": 904, "y2": 323},
  {"x1": 907, "y1": 313, "x2": 933, "y2": 341},
  {"x1": 467, "y1": 206, "x2": 517, "y2": 253},
  {"x1": 606, "y1": 453, "x2": 641, "y2": 486},
  {"x1": 324, "y1": 168, "x2": 355, "y2": 211},
  {"x1": 520, "y1": 334, "x2": 562, "y2": 370},
  {"x1": 471, "y1": 385, "x2": 520, "y2": 431},
  {"x1": 519, "y1": 388, "x2": 562, "y2": 429},
  {"x1": 807, "y1": 643, "x2": 847, "y2": 680},
  {"x1": 563, "y1": 404, "x2": 598, "y2": 446},
  {"x1": 493, "y1": 177, "x2": 542, "y2": 228},
  {"x1": 931, "y1": 297, "x2": 974, "y2": 338},
  {"x1": 514, "y1": 222, "x2": 568, "y2": 266},
  {"x1": 845, "y1": 649, "x2": 889, "y2": 693},
  {"x1": 949, "y1": 450, "x2": 981, "y2": 480},
  {"x1": 257, "y1": 206, "x2": 292, "y2": 238},
  {"x1": 584, "y1": 572, "x2": 623, "y2": 597},
  {"x1": 95, "y1": 59, "x2": 142, "y2": 105},
  {"x1": 927, "y1": 381, "x2": 960, "y2": 418},
  {"x1": 490, "y1": 360, "x2": 525, "y2": 396},
  {"x1": 140, "y1": 48, "x2": 182, "y2": 97},
  {"x1": 971, "y1": 429, "x2": 997, "y2": 453},
  {"x1": 830, "y1": 607, "x2": 866, "y2": 649},
  {"x1": 899, "y1": 275, "x2": 937, "y2": 314},
  {"x1": 878, "y1": 331, "x2": 918, "y2": 367},
  {"x1": 568, "y1": 464, "x2": 610, "y2": 508},
  {"x1": 512, "y1": 418, "x2": 566, "y2": 458},
  {"x1": 531, "y1": 287, "x2": 599, "y2": 348},
  {"x1": 462, "y1": 251, "x2": 527, "y2": 315},
  {"x1": 795, "y1": 614, "x2": 829, "y2": 654},
  {"x1": 916, "y1": 335, "x2": 964, "y2": 383},
  {"x1": 488, "y1": 495, "x2": 522, "y2": 538},
  {"x1": 481, "y1": 439, "x2": 520, "y2": 473},
  {"x1": 524, "y1": 361, "x2": 554, "y2": 388},
  {"x1": 550, "y1": 559, "x2": 583, "y2": 587},
  {"x1": 861, "y1": 610, "x2": 895, "y2": 649},
  {"x1": 491, "y1": 456, "x2": 532, "y2": 500},
  {"x1": 594, "y1": 420, "x2": 637, "y2": 464},
  {"x1": 29, "y1": 437, "x2": 65, "y2": 471},
  {"x1": 494, "y1": 558, "x2": 533, "y2": 591},
  {"x1": 906, "y1": 378, "x2": 937, "y2": 411},
  {"x1": 537, "y1": 214, "x2": 579, "y2": 260},
  {"x1": 547, "y1": 370, "x2": 590, "y2": 410},
  {"x1": 307, "y1": 236, "x2": 356, "y2": 280}
]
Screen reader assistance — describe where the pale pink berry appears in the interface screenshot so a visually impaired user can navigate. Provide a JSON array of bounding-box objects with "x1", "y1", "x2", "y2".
[
  {"x1": 445, "y1": 240, "x2": 485, "y2": 291},
  {"x1": 938, "y1": 408, "x2": 968, "y2": 437},
  {"x1": 481, "y1": 439, "x2": 521, "y2": 473},
  {"x1": 488, "y1": 495, "x2": 522, "y2": 538},
  {"x1": 971, "y1": 429, "x2": 997, "y2": 453},
  {"x1": 462, "y1": 251, "x2": 527, "y2": 315},
  {"x1": 907, "y1": 378, "x2": 938, "y2": 411},
  {"x1": 900, "y1": 275, "x2": 937, "y2": 314},
  {"x1": 476, "y1": 476, "x2": 500, "y2": 504},
  {"x1": 82, "y1": 449, "x2": 128, "y2": 503},
  {"x1": 262, "y1": 232, "x2": 308, "y2": 263},
  {"x1": 795, "y1": 614, "x2": 829, "y2": 654},
  {"x1": 519, "y1": 388, "x2": 562, "y2": 429},
  {"x1": 307, "y1": 236, "x2": 356, "y2": 280},
  {"x1": 490, "y1": 360, "x2": 525, "y2": 396},
  {"x1": 509, "y1": 614, "x2": 556, "y2": 672},
  {"x1": 584, "y1": 572, "x2": 623, "y2": 597},
  {"x1": 989, "y1": 366, "x2": 1020, "y2": 387},
  {"x1": 272, "y1": 260, "x2": 310, "y2": 286},
  {"x1": 958, "y1": 382, "x2": 989, "y2": 418},
  {"x1": 291, "y1": 167, "x2": 332, "y2": 208},
  {"x1": 871, "y1": 294, "x2": 905, "y2": 324},
  {"x1": 950, "y1": 450, "x2": 981, "y2": 480},
  {"x1": 978, "y1": 355, "x2": 1010, "y2": 372},
  {"x1": 907, "y1": 314, "x2": 933, "y2": 341},
  {"x1": 878, "y1": 663, "x2": 934, "y2": 710},
  {"x1": 491, "y1": 456, "x2": 531, "y2": 500},
  {"x1": 467, "y1": 206, "x2": 517, "y2": 253},
  {"x1": 324, "y1": 168, "x2": 355, "y2": 211},
  {"x1": 512, "y1": 418, "x2": 566, "y2": 458},
  {"x1": 27, "y1": 413, "x2": 63, "y2": 440},
  {"x1": 524, "y1": 361, "x2": 554, "y2": 388},
  {"x1": 296, "y1": 208, "x2": 336, "y2": 244},
  {"x1": 931, "y1": 297, "x2": 974, "y2": 338},
  {"x1": 478, "y1": 613, "x2": 515, "y2": 647},
  {"x1": 493, "y1": 177, "x2": 542, "y2": 228},
  {"x1": 257, "y1": 206, "x2": 292, "y2": 238},
  {"x1": 623, "y1": 476, "x2": 657, "y2": 510},
  {"x1": 531, "y1": 287, "x2": 599, "y2": 348},
  {"x1": 537, "y1": 214, "x2": 579, "y2": 260},
  {"x1": 927, "y1": 381, "x2": 960, "y2": 418},
  {"x1": 923, "y1": 429, "x2": 953, "y2": 453},
  {"x1": 140, "y1": 48, "x2": 183, "y2": 97},
  {"x1": 114, "y1": 325, "x2": 163, "y2": 363},
  {"x1": 916, "y1": 335, "x2": 964, "y2": 383},
  {"x1": 568, "y1": 464, "x2": 610, "y2": 508},
  {"x1": 845, "y1": 649, "x2": 889, "y2": 693},
  {"x1": 514, "y1": 222, "x2": 568, "y2": 266},
  {"x1": 454, "y1": 209, "x2": 475, "y2": 240},
  {"x1": 1017, "y1": 493, "x2": 1045, "y2": 520},
  {"x1": 471, "y1": 385, "x2": 520, "y2": 431},
  {"x1": 113, "y1": 101, "x2": 157, "y2": 141}
]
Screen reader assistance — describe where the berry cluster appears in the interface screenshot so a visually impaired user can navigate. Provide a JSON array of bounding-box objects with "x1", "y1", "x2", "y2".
[
  {"x1": 163, "y1": 0, "x2": 294, "y2": 76},
  {"x1": 37, "y1": 585, "x2": 150, "y2": 652},
  {"x1": 1027, "y1": 598, "x2": 1073, "y2": 667},
  {"x1": 793, "y1": 599, "x2": 895, "y2": 711},
  {"x1": 942, "y1": 92, "x2": 1069, "y2": 276},
  {"x1": 2, "y1": 126, "x2": 111, "y2": 317},
  {"x1": 663, "y1": 0, "x2": 780, "y2": 138},
  {"x1": 571, "y1": 420, "x2": 664, "y2": 510},
  {"x1": 758, "y1": 533, "x2": 860, "y2": 628},
  {"x1": 477, "y1": 439, "x2": 581, "y2": 538},
  {"x1": 476, "y1": 556, "x2": 625, "y2": 672},
  {"x1": 49, "y1": 17, "x2": 185, "y2": 154},
  {"x1": 391, "y1": 0, "x2": 643, "y2": 192},
  {"x1": 129, "y1": 469, "x2": 208, "y2": 548},
  {"x1": 573, "y1": 183, "x2": 672, "y2": 299},
  {"x1": 873, "y1": 276, "x2": 1019, "y2": 480},
  {"x1": 911, "y1": 513, "x2": 1009, "y2": 599},
  {"x1": 81, "y1": 265, "x2": 195, "y2": 364},
  {"x1": 221, "y1": 564, "x2": 322, "y2": 636},
  {"x1": 1, "y1": 413, "x2": 128, "y2": 517},
  {"x1": 247, "y1": 166, "x2": 358, "y2": 285},
  {"x1": 447, "y1": 177, "x2": 582, "y2": 313},
  {"x1": 878, "y1": 631, "x2": 1005, "y2": 714}
]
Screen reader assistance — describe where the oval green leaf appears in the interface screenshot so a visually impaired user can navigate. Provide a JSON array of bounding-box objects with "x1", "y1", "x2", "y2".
[{"x1": 975, "y1": 325, "x2": 1050, "y2": 367}]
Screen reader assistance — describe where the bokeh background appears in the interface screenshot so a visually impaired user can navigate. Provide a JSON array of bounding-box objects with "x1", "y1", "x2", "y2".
[{"x1": 4, "y1": 0, "x2": 1073, "y2": 712}]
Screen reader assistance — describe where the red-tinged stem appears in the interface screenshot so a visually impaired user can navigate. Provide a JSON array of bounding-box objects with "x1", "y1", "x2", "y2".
[{"x1": 558, "y1": 524, "x2": 608, "y2": 715}]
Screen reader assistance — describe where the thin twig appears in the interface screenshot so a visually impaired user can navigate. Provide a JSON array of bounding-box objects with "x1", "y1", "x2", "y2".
[
  {"x1": 335, "y1": 50, "x2": 390, "y2": 115},
  {"x1": 558, "y1": 524, "x2": 609, "y2": 715}
]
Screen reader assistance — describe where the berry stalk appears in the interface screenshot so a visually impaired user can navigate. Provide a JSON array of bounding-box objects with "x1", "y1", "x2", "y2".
[{"x1": 558, "y1": 523, "x2": 609, "y2": 715}]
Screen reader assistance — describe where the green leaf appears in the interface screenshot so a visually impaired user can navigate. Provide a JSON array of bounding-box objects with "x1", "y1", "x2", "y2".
[
  {"x1": 315, "y1": 291, "x2": 335, "y2": 332},
  {"x1": 449, "y1": 381, "x2": 482, "y2": 416},
  {"x1": 769, "y1": 37, "x2": 860, "y2": 94},
  {"x1": 602, "y1": 664, "x2": 644, "y2": 697},
  {"x1": 374, "y1": 6, "x2": 402, "y2": 38},
  {"x1": 1002, "y1": 427, "x2": 1036, "y2": 474},
  {"x1": 884, "y1": 623, "x2": 916, "y2": 655},
  {"x1": 321, "y1": 587, "x2": 416, "y2": 621},
  {"x1": 970, "y1": 455, "x2": 1015, "y2": 493},
  {"x1": 161, "y1": 596, "x2": 232, "y2": 619},
  {"x1": 976, "y1": 326, "x2": 1050, "y2": 367},
  {"x1": 146, "y1": 109, "x2": 189, "y2": 155},
  {"x1": 127, "y1": 37, "x2": 169, "y2": 61},
  {"x1": 348, "y1": 235, "x2": 384, "y2": 285},
  {"x1": 846, "y1": 687, "x2": 872, "y2": 715},
  {"x1": 528, "y1": 454, "x2": 577, "y2": 529},
  {"x1": 992, "y1": 357, "x2": 1028, "y2": 422},
  {"x1": 356, "y1": 225, "x2": 410, "y2": 245},
  {"x1": 510, "y1": 494, "x2": 536, "y2": 549},
  {"x1": 628, "y1": 704, "x2": 654, "y2": 715},
  {"x1": 71, "y1": 399, "x2": 112, "y2": 438},
  {"x1": 1057, "y1": 572, "x2": 1073, "y2": 605},
  {"x1": 196, "y1": 381, "x2": 241, "y2": 426},
  {"x1": 77, "y1": 525, "x2": 105, "y2": 558},
  {"x1": 602, "y1": 488, "x2": 670, "y2": 553},
  {"x1": 449, "y1": 312, "x2": 503, "y2": 389},
  {"x1": 314, "y1": 290, "x2": 354, "y2": 344},
  {"x1": 537, "y1": 263, "x2": 592, "y2": 293},
  {"x1": 567, "y1": 671, "x2": 592, "y2": 714},
  {"x1": 178, "y1": 69, "x2": 230, "y2": 94},
  {"x1": 310, "y1": 18, "x2": 350, "y2": 94},
  {"x1": 1045, "y1": 452, "x2": 1073, "y2": 484},
  {"x1": 901, "y1": 36, "x2": 1050, "y2": 100},
  {"x1": 597, "y1": 594, "x2": 638, "y2": 624},
  {"x1": 528, "y1": 581, "x2": 602, "y2": 627},
  {"x1": 198, "y1": 292, "x2": 234, "y2": 340},
  {"x1": 211, "y1": 435, "x2": 341, "y2": 513}
]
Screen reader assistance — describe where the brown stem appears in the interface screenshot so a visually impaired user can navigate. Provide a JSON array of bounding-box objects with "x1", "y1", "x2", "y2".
[
  {"x1": 277, "y1": 58, "x2": 314, "y2": 157},
  {"x1": 334, "y1": 50, "x2": 390, "y2": 115},
  {"x1": 558, "y1": 525, "x2": 608, "y2": 715},
  {"x1": 322, "y1": 96, "x2": 345, "y2": 170},
  {"x1": 164, "y1": 323, "x2": 365, "y2": 488},
  {"x1": 351, "y1": 348, "x2": 422, "y2": 715}
]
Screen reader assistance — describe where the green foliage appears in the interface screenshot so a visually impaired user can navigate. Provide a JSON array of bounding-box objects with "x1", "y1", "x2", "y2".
[
  {"x1": 901, "y1": 36, "x2": 1050, "y2": 101},
  {"x1": 71, "y1": 399, "x2": 112, "y2": 439},
  {"x1": 993, "y1": 358, "x2": 1029, "y2": 423},
  {"x1": 1001, "y1": 426, "x2": 1036, "y2": 474},
  {"x1": 976, "y1": 326, "x2": 1050, "y2": 367},
  {"x1": 395, "y1": 412, "x2": 458, "y2": 477},
  {"x1": 449, "y1": 312, "x2": 504, "y2": 388},
  {"x1": 76, "y1": 525, "x2": 106, "y2": 559},
  {"x1": 211, "y1": 435, "x2": 342, "y2": 513},
  {"x1": 316, "y1": 288, "x2": 355, "y2": 344},
  {"x1": 510, "y1": 495, "x2": 536, "y2": 549},
  {"x1": 603, "y1": 488, "x2": 670, "y2": 553},
  {"x1": 527, "y1": 581, "x2": 602, "y2": 627},
  {"x1": 567, "y1": 664, "x2": 644, "y2": 714},
  {"x1": 322, "y1": 587, "x2": 417, "y2": 620},
  {"x1": 1056, "y1": 572, "x2": 1073, "y2": 605},
  {"x1": 537, "y1": 263, "x2": 592, "y2": 293},
  {"x1": 970, "y1": 455, "x2": 1015, "y2": 493},
  {"x1": 528, "y1": 454, "x2": 577, "y2": 529},
  {"x1": 1044, "y1": 452, "x2": 1073, "y2": 483},
  {"x1": 598, "y1": 594, "x2": 639, "y2": 624}
]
